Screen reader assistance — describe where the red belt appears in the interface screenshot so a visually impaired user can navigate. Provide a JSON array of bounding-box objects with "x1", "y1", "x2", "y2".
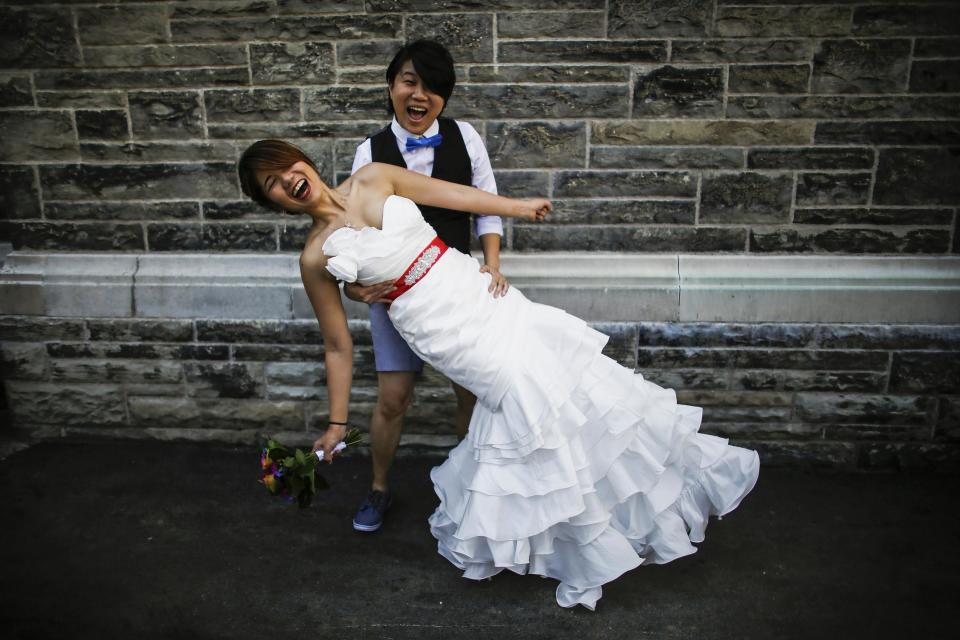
[{"x1": 385, "y1": 236, "x2": 448, "y2": 301}]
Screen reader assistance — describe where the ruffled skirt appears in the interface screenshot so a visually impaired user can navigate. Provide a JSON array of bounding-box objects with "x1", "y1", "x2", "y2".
[{"x1": 388, "y1": 248, "x2": 760, "y2": 610}]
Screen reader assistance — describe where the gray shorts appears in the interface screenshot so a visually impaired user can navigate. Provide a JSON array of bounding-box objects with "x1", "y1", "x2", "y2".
[{"x1": 369, "y1": 302, "x2": 424, "y2": 373}]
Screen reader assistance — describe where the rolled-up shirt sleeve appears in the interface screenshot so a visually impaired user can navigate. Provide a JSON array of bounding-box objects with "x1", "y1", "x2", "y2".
[
  {"x1": 352, "y1": 138, "x2": 372, "y2": 174},
  {"x1": 458, "y1": 121, "x2": 503, "y2": 238}
]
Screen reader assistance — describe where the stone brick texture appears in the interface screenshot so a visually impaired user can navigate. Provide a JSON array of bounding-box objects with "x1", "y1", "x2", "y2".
[
  {"x1": 1, "y1": 316, "x2": 958, "y2": 470},
  {"x1": 0, "y1": 0, "x2": 956, "y2": 254}
]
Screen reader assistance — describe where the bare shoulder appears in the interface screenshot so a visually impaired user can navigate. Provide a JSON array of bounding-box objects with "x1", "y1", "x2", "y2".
[
  {"x1": 353, "y1": 162, "x2": 401, "y2": 185},
  {"x1": 299, "y1": 232, "x2": 329, "y2": 272}
]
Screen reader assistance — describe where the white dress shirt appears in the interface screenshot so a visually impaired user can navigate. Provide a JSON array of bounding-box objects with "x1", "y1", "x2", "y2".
[{"x1": 352, "y1": 117, "x2": 504, "y2": 238}]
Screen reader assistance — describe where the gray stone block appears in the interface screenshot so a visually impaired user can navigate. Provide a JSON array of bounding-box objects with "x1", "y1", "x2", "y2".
[
  {"x1": 513, "y1": 226, "x2": 745, "y2": 252},
  {"x1": 83, "y1": 44, "x2": 247, "y2": 68},
  {"x1": 910, "y1": 60, "x2": 960, "y2": 93},
  {"x1": 170, "y1": 0, "x2": 272, "y2": 18},
  {"x1": 205, "y1": 89, "x2": 300, "y2": 123},
  {"x1": 492, "y1": 171, "x2": 549, "y2": 198},
  {"x1": 7, "y1": 382, "x2": 126, "y2": 426},
  {"x1": 0, "y1": 316, "x2": 85, "y2": 342},
  {"x1": 197, "y1": 319, "x2": 323, "y2": 344},
  {"x1": 938, "y1": 397, "x2": 959, "y2": 439},
  {"x1": 42, "y1": 253, "x2": 138, "y2": 318},
  {"x1": 129, "y1": 91, "x2": 204, "y2": 139},
  {"x1": 914, "y1": 37, "x2": 960, "y2": 58},
  {"x1": 147, "y1": 224, "x2": 204, "y2": 251},
  {"x1": 729, "y1": 96, "x2": 958, "y2": 120},
  {"x1": 637, "y1": 348, "x2": 733, "y2": 369},
  {"x1": 549, "y1": 200, "x2": 695, "y2": 225},
  {"x1": 0, "y1": 111, "x2": 78, "y2": 162},
  {"x1": 796, "y1": 393, "x2": 935, "y2": 426},
  {"x1": 486, "y1": 121, "x2": 586, "y2": 169},
  {"x1": 80, "y1": 141, "x2": 238, "y2": 164},
  {"x1": 47, "y1": 343, "x2": 229, "y2": 361},
  {"x1": 77, "y1": 5, "x2": 168, "y2": 45},
  {"x1": 51, "y1": 359, "x2": 183, "y2": 385},
  {"x1": 185, "y1": 362, "x2": 264, "y2": 399},
  {"x1": 45, "y1": 202, "x2": 200, "y2": 222},
  {"x1": 0, "y1": 166, "x2": 40, "y2": 220},
  {"x1": 36, "y1": 91, "x2": 126, "y2": 109},
  {"x1": 642, "y1": 369, "x2": 729, "y2": 391},
  {"x1": 793, "y1": 208, "x2": 953, "y2": 226},
  {"x1": 747, "y1": 440, "x2": 856, "y2": 469},
  {"x1": 251, "y1": 42, "x2": 335, "y2": 84},
  {"x1": 852, "y1": 4, "x2": 960, "y2": 37},
  {"x1": 203, "y1": 201, "x2": 276, "y2": 221},
  {"x1": 265, "y1": 362, "x2": 324, "y2": 387},
  {"x1": 747, "y1": 148, "x2": 873, "y2": 170},
  {"x1": 75, "y1": 110, "x2": 128, "y2": 141},
  {"x1": 591, "y1": 146, "x2": 743, "y2": 170},
  {"x1": 749, "y1": 229, "x2": 951, "y2": 254},
  {"x1": 592, "y1": 120, "x2": 813, "y2": 146},
  {"x1": 87, "y1": 319, "x2": 194, "y2": 343},
  {"x1": 728, "y1": 64, "x2": 809, "y2": 94},
  {"x1": 796, "y1": 173, "x2": 871, "y2": 207},
  {"x1": 815, "y1": 121, "x2": 960, "y2": 146},
  {"x1": 554, "y1": 170, "x2": 695, "y2": 198},
  {"x1": 467, "y1": 65, "x2": 628, "y2": 84},
  {"x1": 0, "y1": 74, "x2": 33, "y2": 107},
  {"x1": 128, "y1": 397, "x2": 303, "y2": 430},
  {"x1": 0, "y1": 7, "x2": 80, "y2": 67},
  {"x1": 890, "y1": 353, "x2": 960, "y2": 394},
  {"x1": 732, "y1": 370, "x2": 886, "y2": 393},
  {"x1": 672, "y1": 39, "x2": 812, "y2": 63},
  {"x1": 2, "y1": 222, "x2": 145, "y2": 252},
  {"x1": 35, "y1": 68, "x2": 249, "y2": 91},
  {"x1": 268, "y1": 385, "x2": 324, "y2": 401},
  {"x1": 608, "y1": 0, "x2": 710, "y2": 38},
  {"x1": 405, "y1": 13, "x2": 493, "y2": 63},
  {"x1": 499, "y1": 11, "x2": 604, "y2": 38},
  {"x1": 0, "y1": 343, "x2": 48, "y2": 381},
  {"x1": 201, "y1": 224, "x2": 278, "y2": 251},
  {"x1": 812, "y1": 39, "x2": 911, "y2": 94},
  {"x1": 734, "y1": 350, "x2": 889, "y2": 371},
  {"x1": 170, "y1": 14, "x2": 401, "y2": 43},
  {"x1": 633, "y1": 65, "x2": 724, "y2": 118},
  {"x1": 209, "y1": 121, "x2": 386, "y2": 140},
  {"x1": 365, "y1": 0, "x2": 585, "y2": 8},
  {"x1": 875, "y1": 148, "x2": 960, "y2": 205},
  {"x1": 41, "y1": 163, "x2": 237, "y2": 201},
  {"x1": 498, "y1": 40, "x2": 666, "y2": 63},
  {"x1": 716, "y1": 5, "x2": 850, "y2": 37},
  {"x1": 336, "y1": 41, "x2": 401, "y2": 66},
  {"x1": 591, "y1": 322, "x2": 637, "y2": 368},
  {"x1": 234, "y1": 345, "x2": 324, "y2": 362},
  {"x1": 816, "y1": 325, "x2": 960, "y2": 351},
  {"x1": 304, "y1": 87, "x2": 385, "y2": 120},
  {"x1": 637, "y1": 323, "x2": 817, "y2": 348},
  {"x1": 447, "y1": 84, "x2": 628, "y2": 119},
  {"x1": 277, "y1": 0, "x2": 364, "y2": 12},
  {"x1": 700, "y1": 172, "x2": 792, "y2": 223}
]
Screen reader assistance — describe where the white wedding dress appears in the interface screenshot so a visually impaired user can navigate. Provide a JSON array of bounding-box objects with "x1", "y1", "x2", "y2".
[{"x1": 324, "y1": 195, "x2": 760, "y2": 610}]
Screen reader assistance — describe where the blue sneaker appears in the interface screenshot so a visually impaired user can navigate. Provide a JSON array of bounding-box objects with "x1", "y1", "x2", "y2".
[{"x1": 353, "y1": 490, "x2": 392, "y2": 532}]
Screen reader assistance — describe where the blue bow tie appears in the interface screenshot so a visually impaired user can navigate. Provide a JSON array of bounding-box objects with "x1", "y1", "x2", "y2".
[{"x1": 405, "y1": 133, "x2": 443, "y2": 151}]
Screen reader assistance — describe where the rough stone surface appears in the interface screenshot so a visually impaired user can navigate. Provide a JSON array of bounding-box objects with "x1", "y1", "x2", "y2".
[
  {"x1": 700, "y1": 172, "x2": 793, "y2": 224},
  {"x1": 6, "y1": 382, "x2": 126, "y2": 426},
  {"x1": 889, "y1": 352, "x2": 960, "y2": 394},
  {"x1": 748, "y1": 148, "x2": 873, "y2": 171},
  {"x1": 591, "y1": 146, "x2": 744, "y2": 170},
  {"x1": 486, "y1": 121, "x2": 586, "y2": 169},
  {"x1": 0, "y1": 111, "x2": 78, "y2": 162},
  {"x1": 811, "y1": 39, "x2": 911, "y2": 94},
  {"x1": 129, "y1": 92, "x2": 204, "y2": 139},
  {"x1": 554, "y1": 171, "x2": 696, "y2": 198},
  {"x1": 728, "y1": 64, "x2": 809, "y2": 94},
  {"x1": 910, "y1": 60, "x2": 960, "y2": 93},
  {"x1": 795, "y1": 173, "x2": 871, "y2": 207},
  {"x1": 0, "y1": 167, "x2": 40, "y2": 220},
  {"x1": 0, "y1": 7, "x2": 80, "y2": 68},
  {"x1": 514, "y1": 226, "x2": 746, "y2": 252},
  {"x1": 75, "y1": 110, "x2": 128, "y2": 141},
  {"x1": 0, "y1": 74, "x2": 32, "y2": 107},
  {"x1": 608, "y1": 0, "x2": 711, "y2": 38},
  {"x1": 498, "y1": 40, "x2": 666, "y2": 63},
  {"x1": 77, "y1": 5, "x2": 168, "y2": 46},
  {"x1": 874, "y1": 148, "x2": 960, "y2": 206},
  {"x1": 749, "y1": 228, "x2": 951, "y2": 254},
  {"x1": 405, "y1": 14, "x2": 493, "y2": 63},
  {"x1": 498, "y1": 11, "x2": 603, "y2": 38},
  {"x1": 633, "y1": 65, "x2": 724, "y2": 118},
  {"x1": 184, "y1": 362, "x2": 264, "y2": 399},
  {"x1": 250, "y1": 42, "x2": 335, "y2": 84}
]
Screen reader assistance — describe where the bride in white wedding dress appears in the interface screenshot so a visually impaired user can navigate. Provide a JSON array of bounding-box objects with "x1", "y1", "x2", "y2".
[{"x1": 239, "y1": 140, "x2": 760, "y2": 610}]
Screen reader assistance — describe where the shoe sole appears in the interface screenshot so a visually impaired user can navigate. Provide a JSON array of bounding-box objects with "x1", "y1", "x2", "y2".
[{"x1": 352, "y1": 520, "x2": 382, "y2": 532}]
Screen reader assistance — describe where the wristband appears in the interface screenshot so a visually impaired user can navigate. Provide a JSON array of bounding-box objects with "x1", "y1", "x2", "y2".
[{"x1": 328, "y1": 420, "x2": 349, "y2": 426}]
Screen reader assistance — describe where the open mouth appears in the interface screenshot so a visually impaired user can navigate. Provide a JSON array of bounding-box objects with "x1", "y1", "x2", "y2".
[
  {"x1": 292, "y1": 178, "x2": 309, "y2": 200},
  {"x1": 406, "y1": 106, "x2": 428, "y2": 122}
]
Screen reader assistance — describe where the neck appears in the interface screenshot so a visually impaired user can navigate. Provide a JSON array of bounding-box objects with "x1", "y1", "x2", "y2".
[{"x1": 303, "y1": 181, "x2": 348, "y2": 227}]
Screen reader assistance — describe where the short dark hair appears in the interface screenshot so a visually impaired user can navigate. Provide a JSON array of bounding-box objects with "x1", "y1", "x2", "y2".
[
  {"x1": 385, "y1": 39, "x2": 456, "y2": 115},
  {"x1": 237, "y1": 139, "x2": 320, "y2": 212}
]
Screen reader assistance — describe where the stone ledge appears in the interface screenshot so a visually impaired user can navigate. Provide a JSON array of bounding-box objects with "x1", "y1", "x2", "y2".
[{"x1": 1, "y1": 251, "x2": 958, "y2": 324}]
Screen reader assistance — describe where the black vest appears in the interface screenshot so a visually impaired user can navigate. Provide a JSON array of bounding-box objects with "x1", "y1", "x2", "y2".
[{"x1": 369, "y1": 117, "x2": 473, "y2": 253}]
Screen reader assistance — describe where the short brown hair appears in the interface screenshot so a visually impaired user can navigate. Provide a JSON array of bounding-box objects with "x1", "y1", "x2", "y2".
[{"x1": 237, "y1": 140, "x2": 320, "y2": 212}]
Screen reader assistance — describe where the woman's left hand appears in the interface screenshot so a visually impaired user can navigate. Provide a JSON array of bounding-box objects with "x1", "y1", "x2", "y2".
[
  {"x1": 480, "y1": 265, "x2": 510, "y2": 298},
  {"x1": 517, "y1": 198, "x2": 551, "y2": 222}
]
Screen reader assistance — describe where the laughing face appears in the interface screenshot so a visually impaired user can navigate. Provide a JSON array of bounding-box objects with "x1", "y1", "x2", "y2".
[
  {"x1": 389, "y1": 59, "x2": 445, "y2": 136},
  {"x1": 256, "y1": 160, "x2": 318, "y2": 213}
]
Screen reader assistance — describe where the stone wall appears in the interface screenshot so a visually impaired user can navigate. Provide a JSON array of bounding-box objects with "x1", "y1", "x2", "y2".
[
  {"x1": 1, "y1": 315, "x2": 957, "y2": 470},
  {"x1": 1, "y1": 0, "x2": 958, "y2": 253}
]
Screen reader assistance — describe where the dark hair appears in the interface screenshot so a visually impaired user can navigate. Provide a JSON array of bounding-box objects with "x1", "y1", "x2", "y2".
[
  {"x1": 385, "y1": 39, "x2": 456, "y2": 115},
  {"x1": 237, "y1": 140, "x2": 320, "y2": 212}
]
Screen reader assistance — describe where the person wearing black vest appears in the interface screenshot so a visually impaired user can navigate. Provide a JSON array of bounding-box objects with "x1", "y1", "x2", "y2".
[{"x1": 345, "y1": 40, "x2": 506, "y2": 533}]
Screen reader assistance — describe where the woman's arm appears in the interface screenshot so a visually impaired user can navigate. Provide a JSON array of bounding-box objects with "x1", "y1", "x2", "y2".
[
  {"x1": 367, "y1": 162, "x2": 551, "y2": 221},
  {"x1": 299, "y1": 247, "x2": 353, "y2": 463}
]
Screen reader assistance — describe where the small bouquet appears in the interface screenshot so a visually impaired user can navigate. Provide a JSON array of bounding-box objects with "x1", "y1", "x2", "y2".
[{"x1": 259, "y1": 428, "x2": 362, "y2": 508}]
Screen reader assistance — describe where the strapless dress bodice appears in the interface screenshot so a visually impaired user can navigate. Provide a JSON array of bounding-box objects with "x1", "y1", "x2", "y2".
[{"x1": 322, "y1": 195, "x2": 438, "y2": 285}]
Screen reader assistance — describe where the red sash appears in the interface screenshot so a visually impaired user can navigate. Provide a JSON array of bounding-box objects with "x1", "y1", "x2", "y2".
[{"x1": 384, "y1": 236, "x2": 448, "y2": 301}]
